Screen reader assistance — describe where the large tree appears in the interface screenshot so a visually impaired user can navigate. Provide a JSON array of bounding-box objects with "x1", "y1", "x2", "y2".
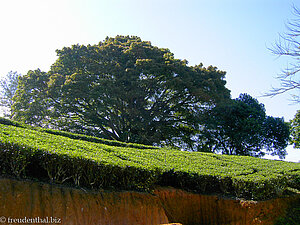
[
  {"x1": 12, "y1": 35, "x2": 230, "y2": 146},
  {"x1": 197, "y1": 94, "x2": 290, "y2": 158}
]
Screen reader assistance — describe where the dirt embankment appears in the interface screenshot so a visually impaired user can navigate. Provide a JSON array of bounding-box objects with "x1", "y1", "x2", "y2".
[{"x1": 0, "y1": 178, "x2": 298, "y2": 225}]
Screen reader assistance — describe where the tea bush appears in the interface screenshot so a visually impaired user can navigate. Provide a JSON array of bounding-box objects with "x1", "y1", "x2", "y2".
[{"x1": 0, "y1": 118, "x2": 299, "y2": 200}]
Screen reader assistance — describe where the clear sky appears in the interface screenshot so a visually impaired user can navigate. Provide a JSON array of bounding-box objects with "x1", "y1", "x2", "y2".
[{"x1": 0, "y1": 0, "x2": 299, "y2": 161}]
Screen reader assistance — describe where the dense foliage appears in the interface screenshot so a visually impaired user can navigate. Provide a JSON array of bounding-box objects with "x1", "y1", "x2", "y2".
[
  {"x1": 0, "y1": 118, "x2": 299, "y2": 201},
  {"x1": 291, "y1": 110, "x2": 300, "y2": 149},
  {"x1": 12, "y1": 35, "x2": 230, "y2": 146},
  {"x1": 198, "y1": 94, "x2": 290, "y2": 158}
]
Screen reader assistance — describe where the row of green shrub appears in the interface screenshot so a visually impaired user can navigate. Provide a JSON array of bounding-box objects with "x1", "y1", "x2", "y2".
[
  {"x1": 0, "y1": 119, "x2": 299, "y2": 200},
  {"x1": 0, "y1": 117, "x2": 158, "y2": 149},
  {"x1": 0, "y1": 123, "x2": 158, "y2": 191}
]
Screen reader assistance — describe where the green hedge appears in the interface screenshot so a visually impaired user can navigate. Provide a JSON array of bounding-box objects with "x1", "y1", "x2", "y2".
[
  {"x1": 41, "y1": 128, "x2": 159, "y2": 150},
  {"x1": 0, "y1": 117, "x2": 157, "y2": 150},
  {"x1": 0, "y1": 118, "x2": 299, "y2": 200}
]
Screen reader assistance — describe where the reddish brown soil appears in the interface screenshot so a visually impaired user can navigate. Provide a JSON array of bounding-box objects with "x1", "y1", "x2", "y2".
[
  {"x1": 155, "y1": 187, "x2": 299, "y2": 225},
  {"x1": 0, "y1": 178, "x2": 298, "y2": 225}
]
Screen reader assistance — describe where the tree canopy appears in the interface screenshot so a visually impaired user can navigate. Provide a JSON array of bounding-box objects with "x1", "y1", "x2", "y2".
[
  {"x1": 12, "y1": 35, "x2": 230, "y2": 146},
  {"x1": 290, "y1": 110, "x2": 300, "y2": 149},
  {"x1": 197, "y1": 94, "x2": 290, "y2": 158},
  {"x1": 11, "y1": 36, "x2": 291, "y2": 157}
]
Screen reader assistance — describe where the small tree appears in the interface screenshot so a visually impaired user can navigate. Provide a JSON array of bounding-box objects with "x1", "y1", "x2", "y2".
[
  {"x1": 199, "y1": 94, "x2": 290, "y2": 158},
  {"x1": 0, "y1": 71, "x2": 21, "y2": 117},
  {"x1": 290, "y1": 110, "x2": 300, "y2": 148},
  {"x1": 267, "y1": 6, "x2": 300, "y2": 103}
]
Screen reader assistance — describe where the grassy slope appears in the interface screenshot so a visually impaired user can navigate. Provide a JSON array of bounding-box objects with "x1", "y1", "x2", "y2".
[{"x1": 0, "y1": 118, "x2": 299, "y2": 200}]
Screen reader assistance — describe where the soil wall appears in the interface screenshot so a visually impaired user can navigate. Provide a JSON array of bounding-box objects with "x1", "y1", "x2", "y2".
[
  {"x1": 0, "y1": 178, "x2": 298, "y2": 225},
  {"x1": 155, "y1": 187, "x2": 299, "y2": 225}
]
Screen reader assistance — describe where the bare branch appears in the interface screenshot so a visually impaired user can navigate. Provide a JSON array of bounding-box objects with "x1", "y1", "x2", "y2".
[{"x1": 265, "y1": 5, "x2": 300, "y2": 103}]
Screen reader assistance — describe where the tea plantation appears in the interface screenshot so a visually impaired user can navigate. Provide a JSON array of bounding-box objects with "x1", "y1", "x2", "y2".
[{"x1": 0, "y1": 118, "x2": 299, "y2": 200}]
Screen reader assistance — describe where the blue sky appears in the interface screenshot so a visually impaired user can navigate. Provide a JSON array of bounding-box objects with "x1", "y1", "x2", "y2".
[{"x1": 0, "y1": 0, "x2": 299, "y2": 161}]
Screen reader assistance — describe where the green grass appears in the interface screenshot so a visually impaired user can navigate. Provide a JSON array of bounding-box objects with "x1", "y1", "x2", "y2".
[{"x1": 0, "y1": 117, "x2": 299, "y2": 200}]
